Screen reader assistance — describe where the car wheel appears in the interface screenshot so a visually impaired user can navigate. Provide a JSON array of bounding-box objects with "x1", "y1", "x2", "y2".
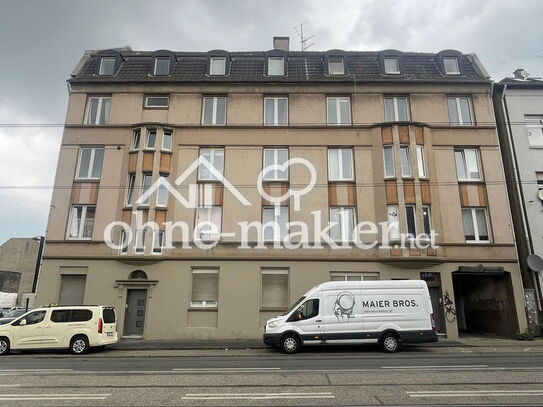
[
  {"x1": 280, "y1": 334, "x2": 301, "y2": 354},
  {"x1": 380, "y1": 332, "x2": 401, "y2": 353},
  {"x1": 0, "y1": 338, "x2": 9, "y2": 356},
  {"x1": 70, "y1": 336, "x2": 89, "y2": 355}
]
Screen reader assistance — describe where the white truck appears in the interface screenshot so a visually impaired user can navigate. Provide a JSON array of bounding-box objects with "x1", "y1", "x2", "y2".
[{"x1": 264, "y1": 280, "x2": 438, "y2": 353}]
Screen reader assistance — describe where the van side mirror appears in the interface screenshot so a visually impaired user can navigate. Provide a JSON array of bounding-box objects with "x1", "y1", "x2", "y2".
[{"x1": 19, "y1": 319, "x2": 27, "y2": 326}]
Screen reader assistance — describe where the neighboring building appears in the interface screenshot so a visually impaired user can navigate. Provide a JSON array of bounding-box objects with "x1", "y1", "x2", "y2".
[
  {"x1": 494, "y1": 70, "x2": 543, "y2": 334},
  {"x1": 0, "y1": 238, "x2": 41, "y2": 308},
  {"x1": 36, "y1": 38, "x2": 527, "y2": 340}
]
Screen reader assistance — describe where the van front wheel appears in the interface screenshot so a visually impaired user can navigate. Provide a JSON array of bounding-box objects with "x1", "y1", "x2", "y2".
[
  {"x1": 380, "y1": 333, "x2": 401, "y2": 353},
  {"x1": 280, "y1": 334, "x2": 301, "y2": 354},
  {"x1": 0, "y1": 338, "x2": 9, "y2": 356}
]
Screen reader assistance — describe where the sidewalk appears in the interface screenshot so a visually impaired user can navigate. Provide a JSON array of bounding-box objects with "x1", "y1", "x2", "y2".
[{"x1": 110, "y1": 336, "x2": 543, "y2": 351}]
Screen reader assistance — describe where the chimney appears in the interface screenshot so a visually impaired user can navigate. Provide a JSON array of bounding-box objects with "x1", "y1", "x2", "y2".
[
  {"x1": 273, "y1": 37, "x2": 289, "y2": 52},
  {"x1": 513, "y1": 68, "x2": 529, "y2": 80}
]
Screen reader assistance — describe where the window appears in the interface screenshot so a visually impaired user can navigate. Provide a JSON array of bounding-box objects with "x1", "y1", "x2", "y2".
[
  {"x1": 328, "y1": 57, "x2": 344, "y2": 75},
  {"x1": 134, "y1": 230, "x2": 146, "y2": 254},
  {"x1": 156, "y1": 176, "x2": 168, "y2": 206},
  {"x1": 387, "y1": 205, "x2": 400, "y2": 241},
  {"x1": 85, "y1": 96, "x2": 110, "y2": 125},
  {"x1": 51, "y1": 310, "x2": 70, "y2": 323},
  {"x1": 131, "y1": 129, "x2": 141, "y2": 151},
  {"x1": 264, "y1": 97, "x2": 288, "y2": 125},
  {"x1": 422, "y1": 206, "x2": 431, "y2": 235},
  {"x1": 152, "y1": 230, "x2": 164, "y2": 255},
  {"x1": 126, "y1": 173, "x2": 136, "y2": 206},
  {"x1": 263, "y1": 206, "x2": 289, "y2": 242},
  {"x1": 71, "y1": 309, "x2": 93, "y2": 322},
  {"x1": 19, "y1": 310, "x2": 46, "y2": 325},
  {"x1": 328, "y1": 148, "x2": 354, "y2": 181},
  {"x1": 327, "y1": 97, "x2": 351, "y2": 125},
  {"x1": 146, "y1": 129, "x2": 157, "y2": 149},
  {"x1": 119, "y1": 230, "x2": 128, "y2": 255},
  {"x1": 103, "y1": 308, "x2": 116, "y2": 324},
  {"x1": 443, "y1": 57, "x2": 460, "y2": 75},
  {"x1": 263, "y1": 148, "x2": 288, "y2": 181},
  {"x1": 58, "y1": 275, "x2": 86, "y2": 305},
  {"x1": 144, "y1": 96, "x2": 169, "y2": 108},
  {"x1": 268, "y1": 57, "x2": 284, "y2": 76},
  {"x1": 99, "y1": 57, "x2": 115, "y2": 75},
  {"x1": 525, "y1": 116, "x2": 543, "y2": 147},
  {"x1": 141, "y1": 174, "x2": 152, "y2": 205},
  {"x1": 202, "y1": 96, "x2": 226, "y2": 125},
  {"x1": 289, "y1": 299, "x2": 320, "y2": 321},
  {"x1": 385, "y1": 96, "x2": 410, "y2": 122},
  {"x1": 537, "y1": 173, "x2": 543, "y2": 191},
  {"x1": 262, "y1": 270, "x2": 288, "y2": 308},
  {"x1": 154, "y1": 57, "x2": 170, "y2": 75},
  {"x1": 162, "y1": 130, "x2": 172, "y2": 151},
  {"x1": 209, "y1": 57, "x2": 226, "y2": 75},
  {"x1": 416, "y1": 146, "x2": 426, "y2": 178},
  {"x1": 330, "y1": 206, "x2": 355, "y2": 242},
  {"x1": 447, "y1": 96, "x2": 473, "y2": 125},
  {"x1": 330, "y1": 272, "x2": 379, "y2": 281},
  {"x1": 191, "y1": 269, "x2": 218, "y2": 307},
  {"x1": 400, "y1": 146, "x2": 412, "y2": 177},
  {"x1": 384, "y1": 57, "x2": 400, "y2": 74},
  {"x1": 405, "y1": 205, "x2": 416, "y2": 237},
  {"x1": 195, "y1": 206, "x2": 222, "y2": 240},
  {"x1": 455, "y1": 148, "x2": 481, "y2": 181},
  {"x1": 462, "y1": 208, "x2": 490, "y2": 242},
  {"x1": 198, "y1": 148, "x2": 224, "y2": 181},
  {"x1": 77, "y1": 147, "x2": 104, "y2": 179},
  {"x1": 383, "y1": 146, "x2": 395, "y2": 178},
  {"x1": 68, "y1": 205, "x2": 95, "y2": 239}
]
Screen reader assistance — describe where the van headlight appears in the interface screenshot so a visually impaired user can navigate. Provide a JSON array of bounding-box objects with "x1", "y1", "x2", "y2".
[{"x1": 267, "y1": 320, "x2": 280, "y2": 328}]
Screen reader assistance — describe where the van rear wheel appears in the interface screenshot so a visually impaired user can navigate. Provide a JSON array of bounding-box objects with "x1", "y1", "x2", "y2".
[
  {"x1": 0, "y1": 338, "x2": 9, "y2": 356},
  {"x1": 380, "y1": 333, "x2": 401, "y2": 353},
  {"x1": 70, "y1": 336, "x2": 90, "y2": 355},
  {"x1": 280, "y1": 334, "x2": 301, "y2": 354}
]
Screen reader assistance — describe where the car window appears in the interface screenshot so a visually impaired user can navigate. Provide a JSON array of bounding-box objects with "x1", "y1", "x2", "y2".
[
  {"x1": 23, "y1": 310, "x2": 46, "y2": 325},
  {"x1": 71, "y1": 309, "x2": 93, "y2": 322},
  {"x1": 51, "y1": 310, "x2": 71, "y2": 323},
  {"x1": 4, "y1": 309, "x2": 26, "y2": 318},
  {"x1": 289, "y1": 299, "x2": 320, "y2": 322},
  {"x1": 103, "y1": 308, "x2": 116, "y2": 324}
]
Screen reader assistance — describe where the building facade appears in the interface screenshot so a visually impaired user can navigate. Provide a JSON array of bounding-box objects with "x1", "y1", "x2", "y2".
[
  {"x1": 494, "y1": 70, "x2": 543, "y2": 334},
  {"x1": 35, "y1": 39, "x2": 527, "y2": 340}
]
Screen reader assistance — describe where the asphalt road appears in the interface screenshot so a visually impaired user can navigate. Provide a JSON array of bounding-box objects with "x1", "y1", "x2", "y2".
[{"x1": 1, "y1": 345, "x2": 543, "y2": 406}]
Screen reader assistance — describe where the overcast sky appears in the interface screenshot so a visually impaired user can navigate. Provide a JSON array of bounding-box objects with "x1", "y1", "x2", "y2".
[{"x1": 0, "y1": 0, "x2": 542, "y2": 245}]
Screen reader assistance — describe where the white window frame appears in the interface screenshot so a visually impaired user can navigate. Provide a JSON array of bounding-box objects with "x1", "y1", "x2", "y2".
[
  {"x1": 384, "y1": 57, "x2": 400, "y2": 74},
  {"x1": 162, "y1": 130, "x2": 172, "y2": 151},
  {"x1": 141, "y1": 174, "x2": 152, "y2": 206},
  {"x1": 156, "y1": 176, "x2": 168, "y2": 207},
  {"x1": 152, "y1": 230, "x2": 165, "y2": 255},
  {"x1": 262, "y1": 206, "x2": 289, "y2": 242},
  {"x1": 144, "y1": 96, "x2": 169, "y2": 108},
  {"x1": 268, "y1": 57, "x2": 284, "y2": 76},
  {"x1": 209, "y1": 57, "x2": 226, "y2": 75},
  {"x1": 328, "y1": 148, "x2": 354, "y2": 181},
  {"x1": 329, "y1": 206, "x2": 355, "y2": 243},
  {"x1": 190, "y1": 269, "x2": 219, "y2": 308},
  {"x1": 385, "y1": 96, "x2": 410, "y2": 122},
  {"x1": 422, "y1": 205, "x2": 432, "y2": 236},
  {"x1": 448, "y1": 96, "x2": 473, "y2": 126},
  {"x1": 328, "y1": 57, "x2": 345, "y2": 75},
  {"x1": 119, "y1": 230, "x2": 128, "y2": 255},
  {"x1": 67, "y1": 205, "x2": 96, "y2": 240},
  {"x1": 525, "y1": 116, "x2": 543, "y2": 148},
  {"x1": 76, "y1": 147, "x2": 104, "y2": 180},
  {"x1": 462, "y1": 208, "x2": 490, "y2": 243},
  {"x1": 330, "y1": 272, "x2": 380, "y2": 281},
  {"x1": 131, "y1": 129, "x2": 141, "y2": 151},
  {"x1": 443, "y1": 57, "x2": 460, "y2": 75},
  {"x1": 416, "y1": 145, "x2": 426, "y2": 178},
  {"x1": 383, "y1": 146, "x2": 395, "y2": 178},
  {"x1": 146, "y1": 129, "x2": 157, "y2": 150},
  {"x1": 84, "y1": 96, "x2": 111, "y2": 125},
  {"x1": 134, "y1": 230, "x2": 146, "y2": 254},
  {"x1": 264, "y1": 97, "x2": 288, "y2": 126},
  {"x1": 202, "y1": 96, "x2": 227, "y2": 125},
  {"x1": 99, "y1": 57, "x2": 115, "y2": 75},
  {"x1": 405, "y1": 204, "x2": 417, "y2": 237},
  {"x1": 326, "y1": 97, "x2": 351, "y2": 125},
  {"x1": 263, "y1": 148, "x2": 289, "y2": 181},
  {"x1": 400, "y1": 146, "x2": 412, "y2": 178},
  {"x1": 195, "y1": 206, "x2": 222, "y2": 240},
  {"x1": 153, "y1": 57, "x2": 170, "y2": 76},
  {"x1": 198, "y1": 148, "x2": 224, "y2": 181},
  {"x1": 387, "y1": 204, "x2": 400, "y2": 242},
  {"x1": 455, "y1": 148, "x2": 482, "y2": 181},
  {"x1": 126, "y1": 173, "x2": 136, "y2": 206}
]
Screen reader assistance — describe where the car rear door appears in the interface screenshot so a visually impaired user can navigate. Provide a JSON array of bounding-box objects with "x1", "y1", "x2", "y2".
[
  {"x1": 101, "y1": 307, "x2": 117, "y2": 339},
  {"x1": 42, "y1": 309, "x2": 71, "y2": 347}
]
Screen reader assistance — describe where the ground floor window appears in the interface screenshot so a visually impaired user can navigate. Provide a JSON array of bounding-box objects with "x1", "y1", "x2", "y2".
[
  {"x1": 190, "y1": 269, "x2": 218, "y2": 307},
  {"x1": 330, "y1": 272, "x2": 379, "y2": 281},
  {"x1": 261, "y1": 269, "x2": 289, "y2": 309},
  {"x1": 58, "y1": 274, "x2": 86, "y2": 305}
]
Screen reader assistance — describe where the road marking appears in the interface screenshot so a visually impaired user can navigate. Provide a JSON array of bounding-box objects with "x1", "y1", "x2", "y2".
[
  {"x1": 382, "y1": 365, "x2": 488, "y2": 369},
  {"x1": 408, "y1": 390, "x2": 543, "y2": 397},
  {"x1": 183, "y1": 392, "x2": 334, "y2": 400},
  {"x1": 0, "y1": 369, "x2": 73, "y2": 372},
  {"x1": 0, "y1": 393, "x2": 110, "y2": 401},
  {"x1": 172, "y1": 367, "x2": 281, "y2": 372}
]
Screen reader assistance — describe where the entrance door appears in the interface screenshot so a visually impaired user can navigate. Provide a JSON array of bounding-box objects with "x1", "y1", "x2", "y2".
[
  {"x1": 429, "y1": 287, "x2": 446, "y2": 334},
  {"x1": 124, "y1": 289, "x2": 147, "y2": 337}
]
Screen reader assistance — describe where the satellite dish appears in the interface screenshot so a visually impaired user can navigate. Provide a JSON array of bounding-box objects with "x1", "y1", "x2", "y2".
[
  {"x1": 527, "y1": 254, "x2": 543, "y2": 272},
  {"x1": 538, "y1": 190, "x2": 543, "y2": 202}
]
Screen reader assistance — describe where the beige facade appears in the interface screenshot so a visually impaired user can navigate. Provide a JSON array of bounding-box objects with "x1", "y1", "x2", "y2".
[{"x1": 36, "y1": 48, "x2": 528, "y2": 340}]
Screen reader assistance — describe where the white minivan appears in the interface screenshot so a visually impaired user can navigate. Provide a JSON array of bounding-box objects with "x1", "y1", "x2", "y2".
[
  {"x1": 264, "y1": 280, "x2": 437, "y2": 353},
  {"x1": 0, "y1": 305, "x2": 118, "y2": 355}
]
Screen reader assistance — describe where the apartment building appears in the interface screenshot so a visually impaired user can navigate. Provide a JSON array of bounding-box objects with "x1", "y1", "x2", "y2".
[
  {"x1": 494, "y1": 69, "x2": 543, "y2": 335},
  {"x1": 35, "y1": 38, "x2": 527, "y2": 340}
]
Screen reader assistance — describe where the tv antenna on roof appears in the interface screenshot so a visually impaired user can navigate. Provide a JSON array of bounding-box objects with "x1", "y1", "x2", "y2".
[{"x1": 295, "y1": 23, "x2": 315, "y2": 51}]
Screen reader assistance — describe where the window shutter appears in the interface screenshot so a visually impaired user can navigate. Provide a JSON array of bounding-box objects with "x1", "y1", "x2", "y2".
[
  {"x1": 192, "y1": 272, "x2": 218, "y2": 302},
  {"x1": 262, "y1": 272, "x2": 288, "y2": 308}
]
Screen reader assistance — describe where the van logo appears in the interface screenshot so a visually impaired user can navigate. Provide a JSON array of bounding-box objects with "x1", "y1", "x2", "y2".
[{"x1": 333, "y1": 291, "x2": 356, "y2": 323}]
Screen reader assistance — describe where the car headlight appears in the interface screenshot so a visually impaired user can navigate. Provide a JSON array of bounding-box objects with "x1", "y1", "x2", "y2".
[{"x1": 267, "y1": 320, "x2": 280, "y2": 328}]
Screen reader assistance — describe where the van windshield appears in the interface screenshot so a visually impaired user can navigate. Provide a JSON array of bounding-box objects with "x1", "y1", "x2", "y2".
[{"x1": 282, "y1": 297, "x2": 306, "y2": 316}]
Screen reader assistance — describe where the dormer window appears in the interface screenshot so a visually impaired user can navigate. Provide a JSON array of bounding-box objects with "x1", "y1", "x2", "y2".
[
  {"x1": 384, "y1": 57, "x2": 400, "y2": 74},
  {"x1": 328, "y1": 57, "x2": 344, "y2": 75},
  {"x1": 443, "y1": 57, "x2": 460, "y2": 75},
  {"x1": 268, "y1": 57, "x2": 284, "y2": 76},
  {"x1": 154, "y1": 57, "x2": 170, "y2": 76},
  {"x1": 209, "y1": 57, "x2": 226, "y2": 75},
  {"x1": 99, "y1": 57, "x2": 116, "y2": 75}
]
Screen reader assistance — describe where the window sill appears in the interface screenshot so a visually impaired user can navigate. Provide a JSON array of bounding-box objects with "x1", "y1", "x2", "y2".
[
  {"x1": 188, "y1": 307, "x2": 218, "y2": 311},
  {"x1": 74, "y1": 178, "x2": 101, "y2": 183},
  {"x1": 457, "y1": 179, "x2": 484, "y2": 183},
  {"x1": 328, "y1": 179, "x2": 355, "y2": 184},
  {"x1": 465, "y1": 240, "x2": 491, "y2": 244}
]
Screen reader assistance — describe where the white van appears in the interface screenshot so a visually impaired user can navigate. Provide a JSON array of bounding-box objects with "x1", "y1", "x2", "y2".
[
  {"x1": 264, "y1": 280, "x2": 437, "y2": 353},
  {"x1": 0, "y1": 305, "x2": 118, "y2": 355}
]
